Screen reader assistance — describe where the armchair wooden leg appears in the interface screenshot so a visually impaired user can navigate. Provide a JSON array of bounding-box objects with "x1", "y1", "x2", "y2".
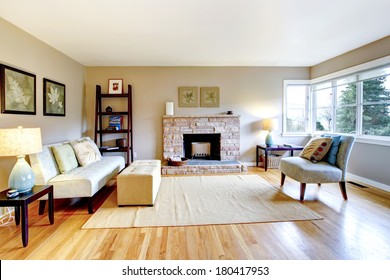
[
  {"x1": 300, "y1": 183, "x2": 306, "y2": 201},
  {"x1": 281, "y1": 173, "x2": 286, "y2": 187},
  {"x1": 339, "y1": 181, "x2": 348, "y2": 200}
]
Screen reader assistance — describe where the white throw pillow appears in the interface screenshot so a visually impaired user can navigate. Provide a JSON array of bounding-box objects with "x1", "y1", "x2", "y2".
[{"x1": 71, "y1": 139, "x2": 102, "y2": 166}]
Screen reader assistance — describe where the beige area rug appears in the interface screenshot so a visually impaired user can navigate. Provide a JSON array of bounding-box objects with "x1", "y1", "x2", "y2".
[{"x1": 82, "y1": 174, "x2": 322, "y2": 229}]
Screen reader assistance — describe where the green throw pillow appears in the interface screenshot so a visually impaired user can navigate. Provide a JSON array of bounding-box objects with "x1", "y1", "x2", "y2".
[{"x1": 52, "y1": 144, "x2": 79, "y2": 173}]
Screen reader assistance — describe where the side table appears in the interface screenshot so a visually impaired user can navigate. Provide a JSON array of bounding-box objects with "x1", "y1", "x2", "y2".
[
  {"x1": 256, "y1": 145, "x2": 304, "y2": 171},
  {"x1": 0, "y1": 185, "x2": 54, "y2": 247}
]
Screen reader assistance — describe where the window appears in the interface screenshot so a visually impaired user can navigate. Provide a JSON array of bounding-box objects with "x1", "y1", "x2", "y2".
[
  {"x1": 283, "y1": 81, "x2": 309, "y2": 134},
  {"x1": 283, "y1": 62, "x2": 390, "y2": 141}
]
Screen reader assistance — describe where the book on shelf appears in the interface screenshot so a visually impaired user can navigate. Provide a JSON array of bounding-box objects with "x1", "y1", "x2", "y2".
[
  {"x1": 109, "y1": 116, "x2": 123, "y2": 130},
  {"x1": 100, "y1": 146, "x2": 120, "y2": 150}
]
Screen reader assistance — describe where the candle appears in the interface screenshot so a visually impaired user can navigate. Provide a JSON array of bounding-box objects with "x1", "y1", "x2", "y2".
[{"x1": 166, "y1": 102, "x2": 174, "y2": 115}]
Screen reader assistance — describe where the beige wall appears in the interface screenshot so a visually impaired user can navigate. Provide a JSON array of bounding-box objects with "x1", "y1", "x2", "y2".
[
  {"x1": 85, "y1": 67, "x2": 310, "y2": 162},
  {"x1": 310, "y1": 36, "x2": 390, "y2": 188},
  {"x1": 0, "y1": 18, "x2": 85, "y2": 191},
  {"x1": 311, "y1": 36, "x2": 390, "y2": 79}
]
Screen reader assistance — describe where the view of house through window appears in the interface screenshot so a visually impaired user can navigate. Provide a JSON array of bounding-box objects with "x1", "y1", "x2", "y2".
[{"x1": 284, "y1": 64, "x2": 390, "y2": 139}]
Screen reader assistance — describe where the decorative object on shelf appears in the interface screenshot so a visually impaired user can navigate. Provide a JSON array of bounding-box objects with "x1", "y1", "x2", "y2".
[
  {"x1": 227, "y1": 110, "x2": 233, "y2": 115},
  {"x1": 178, "y1": 87, "x2": 198, "y2": 107},
  {"x1": 116, "y1": 138, "x2": 127, "y2": 148},
  {"x1": 0, "y1": 64, "x2": 36, "y2": 115},
  {"x1": 43, "y1": 78, "x2": 65, "y2": 116},
  {"x1": 95, "y1": 84, "x2": 133, "y2": 165},
  {"x1": 0, "y1": 126, "x2": 42, "y2": 193},
  {"x1": 165, "y1": 101, "x2": 174, "y2": 115},
  {"x1": 262, "y1": 118, "x2": 278, "y2": 147},
  {"x1": 108, "y1": 78, "x2": 123, "y2": 94},
  {"x1": 200, "y1": 87, "x2": 220, "y2": 107}
]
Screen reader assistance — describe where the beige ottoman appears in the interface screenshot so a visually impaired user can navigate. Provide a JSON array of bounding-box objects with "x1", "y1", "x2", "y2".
[
  {"x1": 131, "y1": 160, "x2": 161, "y2": 168},
  {"x1": 117, "y1": 162, "x2": 161, "y2": 206}
]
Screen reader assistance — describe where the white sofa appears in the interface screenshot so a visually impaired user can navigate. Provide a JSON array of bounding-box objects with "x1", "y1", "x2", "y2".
[{"x1": 29, "y1": 137, "x2": 125, "y2": 213}]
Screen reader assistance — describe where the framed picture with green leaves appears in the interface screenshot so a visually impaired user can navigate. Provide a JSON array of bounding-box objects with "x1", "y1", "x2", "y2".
[
  {"x1": 200, "y1": 87, "x2": 220, "y2": 107},
  {"x1": 178, "y1": 86, "x2": 198, "y2": 107},
  {"x1": 43, "y1": 78, "x2": 65, "y2": 116},
  {"x1": 0, "y1": 64, "x2": 36, "y2": 115}
]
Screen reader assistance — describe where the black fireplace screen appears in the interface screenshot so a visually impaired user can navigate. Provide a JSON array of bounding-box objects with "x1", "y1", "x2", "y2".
[{"x1": 183, "y1": 133, "x2": 221, "y2": 160}]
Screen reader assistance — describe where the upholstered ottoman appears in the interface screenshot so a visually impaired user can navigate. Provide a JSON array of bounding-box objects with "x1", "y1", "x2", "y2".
[
  {"x1": 131, "y1": 159, "x2": 161, "y2": 168},
  {"x1": 117, "y1": 161, "x2": 161, "y2": 206}
]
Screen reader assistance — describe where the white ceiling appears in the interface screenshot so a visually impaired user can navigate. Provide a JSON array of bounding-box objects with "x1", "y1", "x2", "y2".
[{"x1": 1, "y1": 0, "x2": 389, "y2": 67}]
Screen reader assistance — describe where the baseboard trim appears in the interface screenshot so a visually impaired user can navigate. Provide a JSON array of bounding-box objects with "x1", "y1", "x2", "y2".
[{"x1": 347, "y1": 173, "x2": 390, "y2": 193}]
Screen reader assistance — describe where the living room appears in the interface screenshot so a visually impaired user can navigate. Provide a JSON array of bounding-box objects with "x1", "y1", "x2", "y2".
[{"x1": 1, "y1": 0, "x2": 390, "y2": 276}]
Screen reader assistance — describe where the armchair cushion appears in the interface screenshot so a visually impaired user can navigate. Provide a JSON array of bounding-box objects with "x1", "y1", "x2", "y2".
[
  {"x1": 299, "y1": 136, "x2": 333, "y2": 163},
  {"x1": 280, "y1": 156, "x2": 342, "y2": 183}
]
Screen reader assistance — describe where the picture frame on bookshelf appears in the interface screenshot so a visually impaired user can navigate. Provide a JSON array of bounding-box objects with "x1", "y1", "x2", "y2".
[
  {"x1": 0, "y1": 64, "x2": 36, "y2": 115},
  {"x1": 108, "y1": 79, "x2": 123, "y2": 94},
  {"x1": 43, "y1": 78, "x2": 65, "y2": 116}
]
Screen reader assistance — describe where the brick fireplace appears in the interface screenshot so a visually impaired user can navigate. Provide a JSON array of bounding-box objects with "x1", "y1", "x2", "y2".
[{"x1": 162, "y1": 115, "x2": 244, "y2": 174}]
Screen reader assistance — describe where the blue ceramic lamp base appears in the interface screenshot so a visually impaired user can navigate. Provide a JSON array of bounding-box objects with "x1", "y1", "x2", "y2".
[
  {"x1": 8, "y1": 155, "x2": 35, "y2": 194},
  {"x1": 265, "y1": 132, "x2": 274, "y2": 147}
]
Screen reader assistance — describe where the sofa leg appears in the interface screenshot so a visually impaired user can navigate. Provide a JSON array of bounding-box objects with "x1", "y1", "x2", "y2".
[
  {"x1": 281, "y1": 173, "x2": 286, "y2": 187},
  {"x1": 88, "y1": 198, "x2": 94, "y2": 214},
  {"x1": 39, "y1": 200, "x2": 46, "y2": 215},
  {"x1": 339, "y1": 181, "x2": 348, "y2": 200},
  {"x1": 300, "y1": 183, "x2": 306, "y2": 201}
]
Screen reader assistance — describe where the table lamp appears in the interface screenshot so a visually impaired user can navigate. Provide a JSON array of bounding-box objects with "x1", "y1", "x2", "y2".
[
  {"x1": 262, "y1": 118, "x2": 277, "y2": 147},
  {"x1": 0, "y1": 126, "x2": 42, "y2": 194}
]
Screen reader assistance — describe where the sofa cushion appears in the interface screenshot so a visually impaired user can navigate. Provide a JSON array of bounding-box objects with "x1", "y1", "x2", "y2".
[
  {"x1": 71, "y1": 139, "x2": 101, "y2": 166},
  {"x1": 52, "y1": 144, "x2": 79, "y2": 173},
  {"x1": 29, "y1": 144, "x2": 60, "y2": 185},
  {"x1": 47, "y1": 156, "x2": 125, "y2": 198},
  {"x1": 299, "y1": 136, "x2": 333, "y2": 163}
]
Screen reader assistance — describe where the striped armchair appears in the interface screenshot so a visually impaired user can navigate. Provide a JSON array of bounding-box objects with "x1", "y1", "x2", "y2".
[{"x1": 279, "y1": 135, "x2": 355, "y2": 201}]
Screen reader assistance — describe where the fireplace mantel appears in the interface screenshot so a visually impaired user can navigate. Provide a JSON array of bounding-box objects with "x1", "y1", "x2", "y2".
[{"x1": 162, "y1": 114, "x2": 240, "y2": 161}]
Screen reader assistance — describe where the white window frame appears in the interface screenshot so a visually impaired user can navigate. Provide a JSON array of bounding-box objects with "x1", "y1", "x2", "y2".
[
  {"x1": 283, "y1": 80, "x2": 310, "y2": 136},
  {"x1": 283, "y1": 55, "x2": 390, "y2": 146}
]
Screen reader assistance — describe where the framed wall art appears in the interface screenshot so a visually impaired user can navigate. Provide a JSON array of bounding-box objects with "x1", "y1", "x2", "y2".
[
  {"x1": 108, "y1": 78, "x2": 123, "y2": 94},
  {"x1": 43, "y1": 78, "x2": 65, "y2": 116},
  {"x1": 0, "y1": 64, "x2": 36, "y2": 115},
  {"x1": 200, "y1": 87, "x2": 220, "y2": 107},
  {"x1": 178, "y1": 86, "x2": 198, "y2": 107}
]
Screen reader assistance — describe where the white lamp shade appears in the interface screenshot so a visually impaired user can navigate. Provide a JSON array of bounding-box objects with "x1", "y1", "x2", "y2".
[
  {"x1": 0, "y1": 127, "x2": 42, "y2": 156},
  {"x1": 262, "y1": 118, "x2": 278, "y2": 131},
  {"x1": 0, "y1": 127, "x2": 42, "y2": 193}
]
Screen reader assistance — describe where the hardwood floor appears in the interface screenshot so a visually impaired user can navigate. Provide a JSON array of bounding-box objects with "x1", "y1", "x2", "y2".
[{"x1": 0, "y1": 167, "x2": 389, "y2": 260}]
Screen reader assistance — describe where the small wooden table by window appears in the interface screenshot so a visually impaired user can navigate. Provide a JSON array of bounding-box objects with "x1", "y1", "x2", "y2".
[
  {"x1": 256, "y1": 145, "x2": 304, "y2": 171},
  {"x1": 0, "y1": 185, "x2": 54, "y2": 247}
]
